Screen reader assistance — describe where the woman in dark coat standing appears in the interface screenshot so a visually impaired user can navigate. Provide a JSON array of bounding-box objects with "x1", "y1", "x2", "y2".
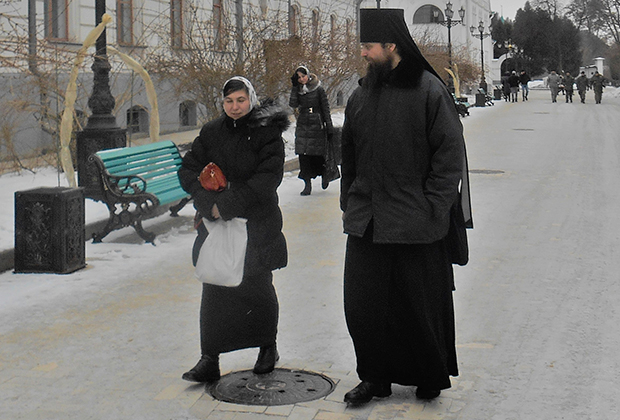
[
  {"x1": 289, "y1": 65, "x2": 334, "y2": 195},
  {"x1": 178, "y1": 76, "x2": 289, "y2": 383}
]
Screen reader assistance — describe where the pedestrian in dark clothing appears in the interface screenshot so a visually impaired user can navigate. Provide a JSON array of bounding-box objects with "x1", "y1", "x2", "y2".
[
  {"x1": 339, "y1": 8, "x2": 472, "y2": 406},
  {"x1": 289, "y1": 65, "x2": 334, "y2": 195},
  {"x1": 519, "y1": 70, "x2": 531, "y2": 101},
  {"x1": 547, "y1": 71, "x2": 561, "y2": 103},
  {"x1": 576, "y1": 71, "x2": 589, "y2": 103},
  {"x1": 590, "y1": 71, "x2": 605, "y2": 104},
  {"x1": 178, "y1": 76, "x2": 289, "y2": 383},
  {"x1": 563, "y1": 72, "x2": 575, "y2": 103},
  {"x1": 508, "y1": 71, "x2": 520, "y2": 102},
  {"x1": 501, "y1": 72, "x2": 511, "y2": 102}
]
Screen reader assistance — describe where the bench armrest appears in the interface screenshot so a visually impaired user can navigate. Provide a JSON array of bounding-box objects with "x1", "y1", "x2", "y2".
[{"x1": 106, "y1": 174, "x2": 148, "y2": 196}]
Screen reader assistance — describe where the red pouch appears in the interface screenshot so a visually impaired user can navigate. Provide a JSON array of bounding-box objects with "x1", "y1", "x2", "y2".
[{"x1": 199, "y1": 162, "x2": 227, "y2": 191}]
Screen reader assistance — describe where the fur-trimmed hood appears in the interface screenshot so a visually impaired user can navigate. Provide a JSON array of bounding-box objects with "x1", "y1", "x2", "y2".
[
  {"x1": 248, "y1": 98, "x2": 291, "y2": 131},
  {"x1": 298, "y1": 73, "x2": 321, "y2": 94}
]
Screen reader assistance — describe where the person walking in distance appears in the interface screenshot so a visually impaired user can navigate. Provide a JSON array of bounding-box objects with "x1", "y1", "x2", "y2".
[
  {"x1": 519, "y1": 70, "x2": 531, "y2": 101},
  {"x1": 547, "y1": 71, "x2": 561, "y2": 103},
  {"x1": 590, "y1": 71, "x2": 605, "y2": 104},
  {"x1": 575, "y1": 71, "x2": 589, "y2": 103},
  {"x1": 508, "y1": 71, "x2": 520, "y2": 102},
  {"x1": 339, "y1": 8, "x2": 472, "y2": 405},
  {"x1": 563, "y1": 72, "x2": 575, "y2": 103}
]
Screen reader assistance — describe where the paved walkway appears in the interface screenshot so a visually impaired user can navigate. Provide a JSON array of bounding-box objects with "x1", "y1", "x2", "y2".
[{"x1": 2, "y1": 89, "x2": 620, "y2": 420}]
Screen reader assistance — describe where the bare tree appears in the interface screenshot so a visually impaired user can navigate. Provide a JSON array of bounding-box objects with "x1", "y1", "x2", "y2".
[
  {"x1": 0, "y1": 4, "x2": 150, "y2": 172},
  {"x1": 146, "y1": 1, "x2": 364, "y2": 119}
]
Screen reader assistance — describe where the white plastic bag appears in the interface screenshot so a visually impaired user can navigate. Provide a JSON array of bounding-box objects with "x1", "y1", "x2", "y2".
[{"x1": 195, "y1": 217, "x2": 248, "y2": 287}]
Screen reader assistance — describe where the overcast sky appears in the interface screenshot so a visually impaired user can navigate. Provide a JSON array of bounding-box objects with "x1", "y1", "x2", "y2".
[{"x1": 492, "y1": 0, "x2": 528, "y2": 20}]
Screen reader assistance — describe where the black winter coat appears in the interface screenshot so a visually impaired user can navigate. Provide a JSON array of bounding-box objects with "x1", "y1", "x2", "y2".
[
  {"x1": 289, "y1": 74, "x2": 333, "y2": 156},
  {"x1": 178, "y1": 102, "x2": 289, "y2": 276},
  {"x1": 340, "y1": 61, "x2": 465, "y2": 244}
]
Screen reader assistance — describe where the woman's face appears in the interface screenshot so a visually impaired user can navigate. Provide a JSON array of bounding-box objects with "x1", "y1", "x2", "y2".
[
  {"x1": 223, "y1": 89, "x2": 251, "y2": 120},
  {"x1": 297, "y1": 72, "x2": 309, "y2": 85}
]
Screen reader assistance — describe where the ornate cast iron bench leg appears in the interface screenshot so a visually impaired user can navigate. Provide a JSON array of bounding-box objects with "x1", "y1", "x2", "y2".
[{"x1": 132, "y1": 220, "x2": 157, "y2": 245}]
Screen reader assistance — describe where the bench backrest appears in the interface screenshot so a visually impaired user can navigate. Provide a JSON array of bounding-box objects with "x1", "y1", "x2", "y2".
[{"x1": 95, "y1": 140, "x2": 189, "y2": 205}]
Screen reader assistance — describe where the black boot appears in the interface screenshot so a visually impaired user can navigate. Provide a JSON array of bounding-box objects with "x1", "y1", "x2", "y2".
[
  {"x1": 300, "y1": 180, "x2": 312, "y2": 196},
  {"x1": 182, "y1": 354, "x2": 220, "y2": 383},
  {"x1": 321, "y1": 176, "x2": 329, "y2": 190},
  {"x1": 253, "y1": 344, "x2": 279, "y2": 374},
  {"x1": 416, "y1": 387, "x2": 441, "y2": 400},
  {"x1": 344, "y1": 381, "x2": 391, "y2": 405}
]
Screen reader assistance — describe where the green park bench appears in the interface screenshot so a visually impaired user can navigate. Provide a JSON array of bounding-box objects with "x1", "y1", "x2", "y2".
[
  {"x1": 452, "y1": 93, "x2": 471, "y2": 117},
  {"x1": 89, "y1": 140, "x2": 191, "y2": 244}
]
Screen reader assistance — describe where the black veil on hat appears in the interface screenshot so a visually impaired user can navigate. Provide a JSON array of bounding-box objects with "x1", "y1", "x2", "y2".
[{"x1": 359, "y1": 8, "x2": 443, "y2": 83}]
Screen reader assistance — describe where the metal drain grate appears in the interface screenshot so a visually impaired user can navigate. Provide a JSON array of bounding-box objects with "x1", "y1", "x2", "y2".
[{"x1": 207, "y1": 368, "x2": 335, "y2": 406}]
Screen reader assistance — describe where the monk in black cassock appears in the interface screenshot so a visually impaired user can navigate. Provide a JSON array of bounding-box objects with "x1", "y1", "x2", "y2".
[{"x1": 340, "y1": 8, "x2": 472, "y2": 405}]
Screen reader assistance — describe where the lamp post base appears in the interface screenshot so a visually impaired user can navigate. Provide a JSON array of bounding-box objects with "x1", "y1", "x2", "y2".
[{"x1": 77, "y1": 127, "x2": 126, "y2": 200}]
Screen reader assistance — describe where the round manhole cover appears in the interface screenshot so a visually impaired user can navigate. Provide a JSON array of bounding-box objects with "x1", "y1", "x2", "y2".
[{"x1": 207, "y1": 368, "x2": 335, "y2": 406}]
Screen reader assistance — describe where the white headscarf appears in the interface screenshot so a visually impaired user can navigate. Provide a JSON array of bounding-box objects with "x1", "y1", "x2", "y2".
[
  {"x1": 295, "y1": 66, "x2": 311, "y2": 94},
  {"x1": 222, "y1": 76, "x2": 259, "y2": 111}
]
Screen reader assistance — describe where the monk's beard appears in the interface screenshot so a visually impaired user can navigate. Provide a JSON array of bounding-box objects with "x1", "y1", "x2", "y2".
[{"x1": 362, "y1": 59, "x2": 393, "y2": 90}]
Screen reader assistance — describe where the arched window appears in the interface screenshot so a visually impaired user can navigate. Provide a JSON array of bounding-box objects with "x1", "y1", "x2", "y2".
[
  {"x1": 330, "y1": 14, "x2": 337, "y2": 44},
  {"x1": 311, "y1": 9, "x2": 320, "y2": 50},
  {"x1": 179, "y1": 101, "x2": 197, "y2": 127},
  {"x1": 336, "y1": 91, "x2": 344, "y2": 106},
  {"x1": 171, "y1": 0, "x2": 183, "y2": 48},
  {"x1": 311, "y1": 10, "x2": 320, "y2": 43},
  {"x1": 214, "y1": 0, "x2": 225, "y2": 51},
  {"x1": 412, "y1": 5, "x2": 444, "y2": 24},
  {"x1": 345, "y1": 18, "x2": 353, "y2": 56},
  {"x1": 289, "y1": 4, "x2": 300, "y2": 37},
  {"x1": 126, "y1": 105, "x2": 149, "y2": 134}
]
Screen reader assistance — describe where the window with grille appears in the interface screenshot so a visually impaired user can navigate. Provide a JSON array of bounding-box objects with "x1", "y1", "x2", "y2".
[
  {"x1": 127, "y1": 106, "x2": 149, "y2": 133},
  {"x1": 179, "y1": 101, "x2": 197, "y2": 127}
]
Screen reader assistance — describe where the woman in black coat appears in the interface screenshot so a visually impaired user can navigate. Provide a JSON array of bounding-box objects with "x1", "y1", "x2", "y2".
[
  {"x1": 289, "y1": 65, "x2": 334, "y2": 195},
  {"x1": 178, "y1": 76, "x2": 289, "y2": 383}
]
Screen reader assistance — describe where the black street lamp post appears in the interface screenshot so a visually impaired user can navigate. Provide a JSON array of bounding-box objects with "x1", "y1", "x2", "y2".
[
  {"x1": 470, "y1": 20, "x2": 491, "y2": 93},
  {"x1": 76, "y1": 0, "x2": 127, "y2": 200},
  {"x1": 437, "y1": 2, "x2": 465, "y2": 93}
]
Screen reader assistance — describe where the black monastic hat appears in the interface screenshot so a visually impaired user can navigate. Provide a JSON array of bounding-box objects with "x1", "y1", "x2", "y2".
[
  {"x1": 359, "y1": 8, "x2": 406, "y2": 43},
  {"x1": 359, "y1": 8, "x2": 442, "y2": 82}
]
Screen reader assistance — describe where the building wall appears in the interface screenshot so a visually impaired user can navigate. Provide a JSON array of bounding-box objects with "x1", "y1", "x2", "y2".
[
  {"x1": 359, "y1": 0, "x2": 492, "y2": 86},
  {"x1": 1, "y1": 0, "x2": 487, "y2": 158}
]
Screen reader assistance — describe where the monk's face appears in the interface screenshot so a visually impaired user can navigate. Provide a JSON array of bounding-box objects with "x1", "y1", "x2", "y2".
[{"x1": 360, "y1": 43, "x2": 393, "y2": 65}]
